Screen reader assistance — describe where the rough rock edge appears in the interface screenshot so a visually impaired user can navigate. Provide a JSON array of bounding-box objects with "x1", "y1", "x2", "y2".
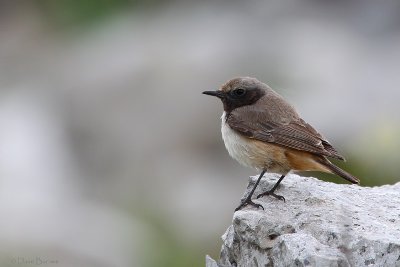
[{"x1": 207, "y1": 173, "x2": 400, "y2": 267}]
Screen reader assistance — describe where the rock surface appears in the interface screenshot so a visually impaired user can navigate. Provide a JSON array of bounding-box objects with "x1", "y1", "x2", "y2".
[{"x1": 206, "y1": 173, "x2": 400, "y2": 267}]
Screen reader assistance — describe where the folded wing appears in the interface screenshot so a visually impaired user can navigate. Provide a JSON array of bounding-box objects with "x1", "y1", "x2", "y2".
[{"x1": 226, "y1": 112, "x2": 345, "y2": 160}]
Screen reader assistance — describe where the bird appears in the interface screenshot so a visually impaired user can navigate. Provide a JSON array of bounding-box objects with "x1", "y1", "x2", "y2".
[{"x1": 203, "y1": 77, "x2": 359, "y2": 211}]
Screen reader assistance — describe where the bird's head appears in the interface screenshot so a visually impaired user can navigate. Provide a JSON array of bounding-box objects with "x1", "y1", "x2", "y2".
[{"x1": 203, "y1": 77, "x2": 266, "y2": 112}]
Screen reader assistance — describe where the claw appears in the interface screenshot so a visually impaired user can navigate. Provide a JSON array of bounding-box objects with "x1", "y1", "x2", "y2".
[
  {"x1": 272, "y1": 193, "x2": 286, "y2": 202},
  {"x1": 257, "y1": 191, "x2": 286, "y2": 202},
  {"x1": 235, "y1": 199, "x2": 264, "y2": 211}
]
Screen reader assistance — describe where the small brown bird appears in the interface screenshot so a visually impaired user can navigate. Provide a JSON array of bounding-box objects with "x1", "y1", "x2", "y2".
[{"x1": 203, "y1": 77, "x2": 359, "y2": 211}]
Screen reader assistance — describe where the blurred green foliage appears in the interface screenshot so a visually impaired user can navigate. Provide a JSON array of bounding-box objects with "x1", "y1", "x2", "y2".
[
  {"x1": 35, "y1": 0, "x2": 165, "y2": 31},
  {"x1": 37, "y1": 0, "x2": 132, "y2": 29},
  {"x1": 135, "y1": 209, "x2": 207, "y2": 267}
]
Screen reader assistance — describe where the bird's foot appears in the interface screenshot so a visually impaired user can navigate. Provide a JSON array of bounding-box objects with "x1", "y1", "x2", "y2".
[
  {"x1": 235, "y1": 197, "x2": 264, "y2": 212},
  {"x1": 256, "y1": 190, "x2": 286, "y2": 202}
]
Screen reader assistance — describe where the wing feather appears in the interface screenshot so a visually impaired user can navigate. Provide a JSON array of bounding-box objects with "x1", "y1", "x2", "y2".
[{"x1": 226, "y1": 113, "x2": 344, "y2": 160}]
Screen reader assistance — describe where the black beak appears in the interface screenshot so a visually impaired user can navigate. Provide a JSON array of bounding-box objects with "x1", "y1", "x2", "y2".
[{"x1": 202, "y1": 90, "x2": 224, "y2": 99}]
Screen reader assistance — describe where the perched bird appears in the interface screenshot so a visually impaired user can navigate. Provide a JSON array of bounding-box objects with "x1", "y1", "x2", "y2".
[{"x1": 203, "y1": 77, "x2": 359, "y2": 211}]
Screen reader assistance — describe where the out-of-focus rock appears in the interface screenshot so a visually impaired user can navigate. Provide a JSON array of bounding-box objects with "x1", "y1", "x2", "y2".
[{"x1": 208, "y1": 174, "x2": 400, "y2": 267}]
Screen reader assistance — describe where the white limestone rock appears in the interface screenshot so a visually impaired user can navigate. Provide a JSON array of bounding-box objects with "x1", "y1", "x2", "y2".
[{"x1": 208, "y1": 173, "x2": 400, "y2": 267}]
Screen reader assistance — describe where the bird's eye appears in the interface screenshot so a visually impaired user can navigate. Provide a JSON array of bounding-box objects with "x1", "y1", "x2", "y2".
[{"x1": 232, "y1": 88, "x2": 246, "y2": 97}]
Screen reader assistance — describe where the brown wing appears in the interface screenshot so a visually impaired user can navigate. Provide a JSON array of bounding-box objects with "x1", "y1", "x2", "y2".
[{"x1": 226, "y1": 113, "x2": 345, "y2": 160}]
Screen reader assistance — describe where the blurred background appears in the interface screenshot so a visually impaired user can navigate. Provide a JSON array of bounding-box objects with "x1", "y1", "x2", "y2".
[{"x1": 0, "y1": 1, "x2": 399, "y2": 266}]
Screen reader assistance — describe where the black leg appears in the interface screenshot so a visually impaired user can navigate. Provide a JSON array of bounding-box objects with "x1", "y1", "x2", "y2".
[
  {"x1": 235, "y1": 170, "x2": 266, "y2": 211},
  {"x1": 256, "y1": 174, "x2": 286, "y2": 202}
]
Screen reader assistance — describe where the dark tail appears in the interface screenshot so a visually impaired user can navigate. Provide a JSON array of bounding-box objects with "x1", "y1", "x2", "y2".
[{"x1": 317, "y1": 158, "x2": 360, "y2": 184}]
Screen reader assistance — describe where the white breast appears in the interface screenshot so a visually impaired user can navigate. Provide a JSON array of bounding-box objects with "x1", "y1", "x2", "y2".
[{"x1": 221, "y1": 112, "x2": 268, "y2": 170}]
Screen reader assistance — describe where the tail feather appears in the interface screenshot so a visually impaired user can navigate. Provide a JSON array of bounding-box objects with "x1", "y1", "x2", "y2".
[{"x1": 317, "y1": 158, "x2": 360, "y2": 184}]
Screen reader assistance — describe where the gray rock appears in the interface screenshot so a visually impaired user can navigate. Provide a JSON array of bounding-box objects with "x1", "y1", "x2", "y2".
[
  {"x1": 209, "y1": 173, "x2": 400, "y2": 267},
  {"x1": 206, "y1": 255, "x2": 219, "y2": 267}
]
